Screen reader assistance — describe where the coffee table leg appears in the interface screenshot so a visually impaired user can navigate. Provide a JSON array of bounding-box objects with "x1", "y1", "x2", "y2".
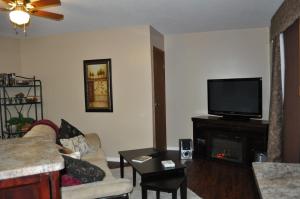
[
  {"x1": 172, "y1": 192, "x2": 177, "y2": 199},
  {"x1": 141, "y1": 186, "x2": 147, "y2": 199},
  {"x1": 156, "y1": 191, "x2": 160, "y2": 199},
  {"x1": 132, "y1": 167, "x2": 136, "y2": 186},
  {"x1": 120, "y1": 155, "x2": 124, "y2": 178},
  {"x1": 180, "y1": 177, "x2": 187, "y2": 199}
]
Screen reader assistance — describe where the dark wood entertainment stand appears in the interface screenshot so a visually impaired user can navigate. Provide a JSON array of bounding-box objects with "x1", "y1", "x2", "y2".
[{"x1": 192, "y1": 116, "x2": 269, "y2": 165}]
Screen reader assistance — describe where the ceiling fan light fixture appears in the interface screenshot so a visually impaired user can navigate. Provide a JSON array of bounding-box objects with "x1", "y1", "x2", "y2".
[
  {"x1": 1, "y1": 0, "x2": 63, "y2": 34},
  {"x1": 9, "y1": 8, "x2": 30, "y2": 25}
]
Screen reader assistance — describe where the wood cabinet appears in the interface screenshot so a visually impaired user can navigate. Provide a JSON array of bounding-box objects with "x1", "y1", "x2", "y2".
[
  {"x1": 0, "y1": 171, "x2": 60, "y2": 199},
  {"x1": 192, "y1": 116, "x2": 268, "y2": 165},
  {"x1": 0, "y1": 137, "x2": 64, "y2": 199}
]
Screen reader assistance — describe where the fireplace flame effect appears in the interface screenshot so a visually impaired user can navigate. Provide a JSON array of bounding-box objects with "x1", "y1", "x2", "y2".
[{"x1": 216, "y1": 153, "x2": 225, "y2": 159}]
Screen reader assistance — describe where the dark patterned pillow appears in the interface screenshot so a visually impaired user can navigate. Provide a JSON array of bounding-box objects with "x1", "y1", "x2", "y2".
[
  {"x1": 57, "y1": 119, "x2": 85, "y2": 143},
  {"x1": 62, "y1": 155, "x2": 105, "y2": 183}
]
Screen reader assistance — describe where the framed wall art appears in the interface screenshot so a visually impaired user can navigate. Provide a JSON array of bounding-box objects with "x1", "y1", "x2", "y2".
[{"x1": 83, "y1": 59, "x2": 113, "y2": 112}]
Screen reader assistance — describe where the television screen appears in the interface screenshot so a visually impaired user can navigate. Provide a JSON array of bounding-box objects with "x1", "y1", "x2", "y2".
[{"x1": 207, "y1": 78, "x2": 262, "y2": 118}]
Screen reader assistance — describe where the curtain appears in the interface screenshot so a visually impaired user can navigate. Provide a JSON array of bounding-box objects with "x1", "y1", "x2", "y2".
[
  {"x1": 267, "y1": 36, "x2": 283, "y2": 162},
  {"x1": 268, "y1": 0, "x2": 300, "y2": 161},
  {"x1": 271, "y1": 0, "x2": 300, "y2": 40},
  {"x1": 279, "y1": 34, "x2": 285, "y2": 99}
]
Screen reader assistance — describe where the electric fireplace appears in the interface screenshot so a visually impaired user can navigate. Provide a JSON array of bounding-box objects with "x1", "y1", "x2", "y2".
[
  {"x1": 210, "y1": 135, "x2": 243, "y2": 163},
  {"x1": 192, "y1": 116, "x2": 269, "y2": 165}
]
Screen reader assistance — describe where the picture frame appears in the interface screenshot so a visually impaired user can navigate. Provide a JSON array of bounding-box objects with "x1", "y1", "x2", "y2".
[{"x1": 83, "y1": 59, "x2": 113, "y2": 112}]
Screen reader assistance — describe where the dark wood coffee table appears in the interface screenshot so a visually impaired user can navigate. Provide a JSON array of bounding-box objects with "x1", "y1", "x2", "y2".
[{"x1": 118, "y1": 148, "x2": 187, "y2": 199}]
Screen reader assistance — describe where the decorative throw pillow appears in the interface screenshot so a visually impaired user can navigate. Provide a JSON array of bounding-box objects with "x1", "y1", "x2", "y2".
[
  {"x1": 57, "y1": 119, "x2": 85, "y2": 142},
  {"x1": 60, "y1": 135, "x2": 90, "y2": 155},
  {"x1": 61, "y1": 174, "x2": 81, "y2": 187},
  {"x1": 59, "y1": 147, "x2": 74, "y2": 154},
  {"x1": 59, "y1": 147, "x2": 81, "y2": 159},
  {"x1": 62, "y1": 155, "x2": 105, "y2": 184}
]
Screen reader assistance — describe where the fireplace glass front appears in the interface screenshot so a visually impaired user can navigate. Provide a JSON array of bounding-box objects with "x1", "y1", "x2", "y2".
[{"x1": 211, "y1": 136, "x2": 243, "y2": 163}]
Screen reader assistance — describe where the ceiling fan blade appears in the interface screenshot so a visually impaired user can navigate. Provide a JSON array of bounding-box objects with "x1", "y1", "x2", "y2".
[
  {"x1": 30, "y1": 10, "x2": 64, "y2": 21},
  {"x1": 30, "y1": 0, "x2": 61, "y2": 8},
  {"x1": 1, "y1": 0, "x2": 13, "y2": 5},
  {"x1": 0, "y1": 7, "x2": 9, "y2": 11}
]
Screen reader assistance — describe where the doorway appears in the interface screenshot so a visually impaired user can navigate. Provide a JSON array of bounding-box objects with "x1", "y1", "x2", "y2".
[
  {"x1": 153, "y1": 47, "x2": 166, "y2": 150},
  {"x1": 283, "y1": 19, "x2": 300, "y2": 162}
]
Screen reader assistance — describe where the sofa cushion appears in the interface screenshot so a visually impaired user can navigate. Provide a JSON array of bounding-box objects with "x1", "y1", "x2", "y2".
[
  {"x1": 24, "y1": 125, "x2": 57, "y2": 143},
  {"x1": 58, "y1": 119, "x2": 85, "y2": 143},
  {"x1": 84, "y1": 133, "x2": 101, "y2": 151},
  {"x1": 62, "y1": 155, "x2": 105, "y2": 184},
  {"x1": 81, "y1": 148, "x2": 106, "y2": 162}
]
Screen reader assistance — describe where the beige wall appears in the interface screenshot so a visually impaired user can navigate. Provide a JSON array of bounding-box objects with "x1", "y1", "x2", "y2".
[
  {"x1": 20, "y1": 26, "x2": 154, "y2": 158},
  {"x1": 150, "y1": 26, "x2": 164, "y2": 51},
  {"x1": 165, "y1": 28, "x2": 270, "y2": 148},
  {"x1": 0, "y1": 36, "x2": 21, "y2": 73},
  {"x1": 3, "y1": 26, "x2": 270, "y2": 156}
]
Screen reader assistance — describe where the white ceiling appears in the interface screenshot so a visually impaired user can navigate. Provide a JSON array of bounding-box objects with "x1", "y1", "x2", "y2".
[{"x1": 0, "y1": 0, "x2": 283, "y2": 37}]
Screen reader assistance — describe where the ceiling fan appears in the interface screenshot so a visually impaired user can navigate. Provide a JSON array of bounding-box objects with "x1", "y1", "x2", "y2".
[{"x1": 0, "y1": 0, "x2": 64, "y2": 33}]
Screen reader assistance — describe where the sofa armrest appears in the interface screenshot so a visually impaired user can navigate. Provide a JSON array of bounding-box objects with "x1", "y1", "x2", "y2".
[
  {"x1": 24, "y1": 125, "x2": 57, "y2": 143},
  {"x1": 61, "y1": 178, "x2": 132, "y2": 199},
  {"x1": 85, "y1": 133, "x2": 101, "y2": 150}
]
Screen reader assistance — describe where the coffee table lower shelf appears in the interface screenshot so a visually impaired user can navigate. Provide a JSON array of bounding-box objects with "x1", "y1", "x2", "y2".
[
  {"x1": 119, "y1": 148, "x2": 187, "y2": 199},
  {"x1": 141, "y1": 176, "x2": 187, "y2": 199}
]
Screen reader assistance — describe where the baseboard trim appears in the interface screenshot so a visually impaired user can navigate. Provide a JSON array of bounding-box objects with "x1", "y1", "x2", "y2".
[
  {"x1": 107, "y1": 157, "x2": 129, "y2": 163},
  {"x1": 106, "y1": 157, "x2": 120, "y2": 162},
  {"x1": 167, "y1": 146, "x2": 179, "y2": 151}
]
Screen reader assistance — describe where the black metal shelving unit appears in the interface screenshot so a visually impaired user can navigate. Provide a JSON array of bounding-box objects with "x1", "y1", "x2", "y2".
[{"x1": 0, "y1": 75, "x2": 43, "y2": 138}]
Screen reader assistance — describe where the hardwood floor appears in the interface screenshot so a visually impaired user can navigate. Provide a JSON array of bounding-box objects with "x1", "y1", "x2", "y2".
[
  {"x1": 108, "y1": 159, "x2": 259, "y2": 199},
  {"x1": 185, "y1": 159, "x2": 259, "y2": 199}
]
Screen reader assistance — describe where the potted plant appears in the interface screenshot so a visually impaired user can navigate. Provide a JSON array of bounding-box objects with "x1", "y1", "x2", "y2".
[{"x1": 7, "y1": 113, "x2": 34, "y2": 132}]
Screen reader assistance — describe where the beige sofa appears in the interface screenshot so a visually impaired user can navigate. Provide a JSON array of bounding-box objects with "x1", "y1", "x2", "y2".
[{"x1": 24, "y1": 124, "x2": 133, "y2": 199}]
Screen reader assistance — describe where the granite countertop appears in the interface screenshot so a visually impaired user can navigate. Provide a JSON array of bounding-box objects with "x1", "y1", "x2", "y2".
[
  {"x1": 253, "y1": 162, "x2": 300, "y2": 199},
  {"x1": 0, "y1": 136, "x2": 64, "y2": 180}
]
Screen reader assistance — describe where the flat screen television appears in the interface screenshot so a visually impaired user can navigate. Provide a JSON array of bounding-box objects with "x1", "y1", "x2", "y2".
[{"x1": 207, "y1": 78, "x2": 262, "y2": 119}]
